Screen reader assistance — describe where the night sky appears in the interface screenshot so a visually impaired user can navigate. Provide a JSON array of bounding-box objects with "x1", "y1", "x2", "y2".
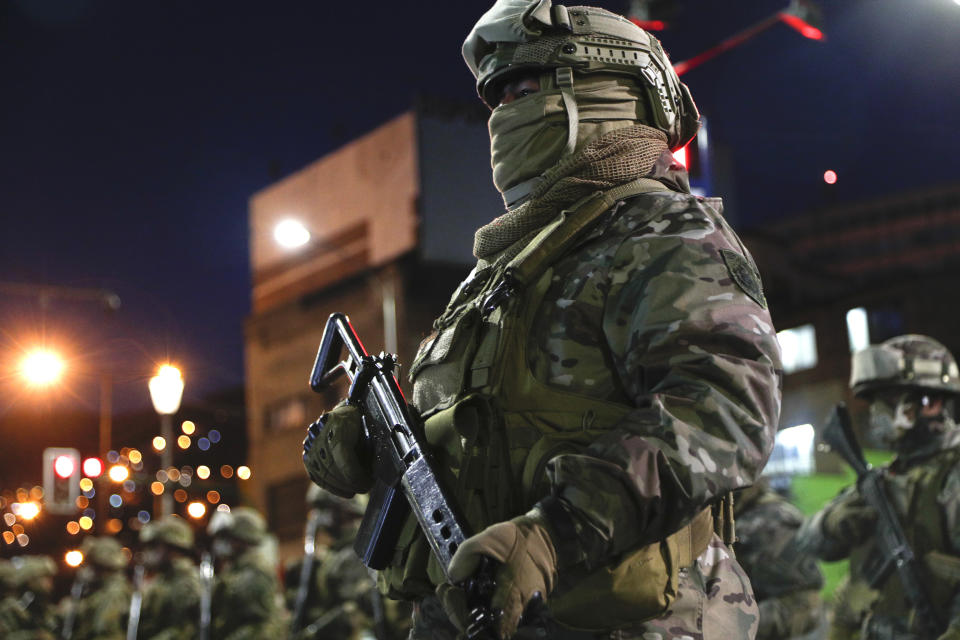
[{"x1": 2, "y1": 0, "x2": 958, "y2": 415}]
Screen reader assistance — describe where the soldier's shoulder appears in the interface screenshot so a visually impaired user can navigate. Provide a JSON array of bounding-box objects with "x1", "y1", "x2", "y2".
[{"x1": 604, "y1": 190, "x2": 725, "y2": 237}]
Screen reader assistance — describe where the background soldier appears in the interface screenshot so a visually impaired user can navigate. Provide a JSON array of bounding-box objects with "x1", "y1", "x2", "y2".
[
  {"x1": 797, "y1": 335, "x2": 960, "y2": 640},
  {"x1": 138, "y1": 515, "x2": 202, "y2": 640},
  {"x1": 66, "y1": 536, "x2": 131, "y2": 640},
  {"x1": 302, "y1": 0, "x2": 782, "y2": 638},
  {"x1": 734, "y1": 479, "x2": 825, "y2": 639},
  {"x1": 0, "y1": 555, "x2": 58, "y2": 639},
  {"x1": 286, "y1": 485, "x2": 411, "y2": 640},
  {"x1": 207, "y1": 506, "x2": 286, "y2": 640}
]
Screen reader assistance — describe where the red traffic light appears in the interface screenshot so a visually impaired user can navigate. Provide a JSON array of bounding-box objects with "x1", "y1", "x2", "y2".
[
  {"x1": 82, "y1": 457, "x2": 103, "y2": 478},
  {"x1": 54, "y1": 455, "x2": 76, "y2": 479}
]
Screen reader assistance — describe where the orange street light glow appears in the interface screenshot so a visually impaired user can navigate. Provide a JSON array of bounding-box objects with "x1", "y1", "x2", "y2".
[
  {"x1": 152, "y1": 436, "x2": 166, "y2": 451},
  {"x1": 108, "y1": 465, "x2": 129, "y2": 482},
  {"x1": 177, "y1": 435, "x2": 191, "y2": 449},
  {"x1": 21, "y1": 349, "x2": 65, "y2": 386},
  {"x1": 18, "y1": 502, "x2": 40, "y2": 520},
  {"x1": 65, "y1": 550, "x2": 84, "y2": 567},
  {"x1": 187, "y1": 502, "x2": 207, "y2": 519}
]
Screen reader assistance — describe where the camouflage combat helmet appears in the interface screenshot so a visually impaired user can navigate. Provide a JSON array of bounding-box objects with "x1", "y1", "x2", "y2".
[
  {"x1": 207, "y1": 506, "x2": 266, "y2": 545},
  {"x1": 306, "y1": 483, "x2": 366, "y2": 517},
  {"x1": 10, "y1": 555, "x2": 57, "y2": 583},
  {"x1": 80, "y1": 536, "x2": 128, "y2": 570},
  {"x1": 462, "y1": 0, "x2": 699, "y2": 150},
  {"x1": 850, "y1": 334, "x2": 960, "y2": 398},
  {"x1": 140, "y1": 515, "x2": 194, "y2": 552}
]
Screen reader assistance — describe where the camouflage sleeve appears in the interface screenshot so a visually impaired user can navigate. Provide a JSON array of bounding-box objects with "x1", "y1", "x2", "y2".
[
  {"x1": 545, "y1": 197, "x2": 782, "y2": 567},
  {"x1": 939, "y1": 461, "x2": 960, "y2": 627},
  {"x1": 796, "y1": 485, "x2": 874, "y2": 561}
]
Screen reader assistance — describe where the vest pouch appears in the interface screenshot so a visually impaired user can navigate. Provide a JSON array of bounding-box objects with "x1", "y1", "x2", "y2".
[{"x1": 549, "y1": 508, "x2": 715, "y2": 631}]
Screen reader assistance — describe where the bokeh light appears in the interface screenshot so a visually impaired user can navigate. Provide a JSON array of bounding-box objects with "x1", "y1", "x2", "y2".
[
  {"x1": 208, "y1": 430, "x2": 221, "y2": 443},
  {"x1": 197, "y1": 466, "x2": 210, "y2": 480},
  {"x1": 108, "y1": 465, "x2": 129, "y2": 482},
  {"x1": 174, "y1": 489, "x2": 188, "y2": 503},
  {"x1": 220, "y1": 465, "x2": 234, "y2": 479},
  {"x1": 82, "y1": 458, "x2": 103, "y2": 478},
  {"x1": 150, "y1": 482, "x2": 164, "y2": 495},
  {"x1": 181, "y1": 420, "x2": 196, "y2": 435},
  {"x1": 237, "y1": 466, "x2": 251, "y2": 480},
  {"x1": 153, "y1": 436, "x2": 166, "y2": 451},
  {"x1": 75, "y1": 496, "x2": 89, "y2": 509},
  {"x1": 18, "y1": 502, "x2": 40, "y2": 520},
  {"x1": 79, "y1": 478, "x2": 93, "y2": 492},
  {"x1": 187, "y1": 501, "x2": 207, "y2": 519},
  {"x1": 66, "y1": 521, "x2": 81, "y2": 535},
  {"x1": 177, "y1": 435, "x2": 191, "y2": 449},
  {"x1": 20, "y1": 349, "x2": 64, "y2": 386},
  {"x1": 78, "y1": 516, "x2": 93, "y2": 530},
  {"x1": 206, "y1": 491, "x2": 221, "y2": 504},
  {"x1": 106, "y1": 518, "x2": 123, "y2": 533},
  {"x1": 197, "y1": 438, "x2": 210, "y2": 451},
  {"x1": 823, "y1": 169, "x2": 838, "y2": 185},
  {"x1": 216, "y1": 504, "x2": 231, "y2": 513},
  {"x1": 128, "y1": 450, "x2": 142, "y2": 465},
  {"x1": 65, "y1": 550, "x2": 84, "y2": 567},
  {"x1": 109, "y1": 494, "x2": 123, "y2": 508},
  {"x1": 137, "y1": 511, "x2": 151, "y2": 523},
  {"x1": 2, "y1": 531, "x2": 15, "y2": 544}
]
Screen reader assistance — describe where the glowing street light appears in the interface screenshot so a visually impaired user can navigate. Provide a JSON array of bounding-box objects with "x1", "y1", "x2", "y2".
[
  {"x1": 149, "y1": 364, "x2": 184, "y2": 518},
  {"x1": 187, "y1": 502, "x2": 207, "y2": 519},
  {"x1": 65, "y1": 550, "x2": 84, "y2": 567},
  {"x1": 17, "y1": 502, "x2": 40, "y2": 520},
  {"x1": 20, "y1": 349, "x2": 65, "y2": 387},
  {"x1": 273, "y1": 219, "x2": 311, "y2": 249}
]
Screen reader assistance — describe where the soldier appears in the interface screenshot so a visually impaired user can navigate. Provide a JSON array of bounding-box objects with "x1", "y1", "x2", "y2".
[
  {"x1": 136, "y1": 515, "x2": 203, "y2": 640},
  {"x1": 302, "y1": 0, "x2": 782, "y2": 638},
  {"x1": 734, "y1": 479, "x2": 825, "y2": 639},
  {"x1": 0, "y1": 555, "x2": 59, "y2": 639},
  {"x1": 207, "y1": 506, "x2": 286, "y2": 639},
  {"x1": 64, "y1": 536, "x2": 131, "y2": 640},
  {"x1": 797, "y1": 335, "x2": 960, "y2": 640},
  {"x1": 286, "y1": 485, "x2": 411, "y2": 640}
]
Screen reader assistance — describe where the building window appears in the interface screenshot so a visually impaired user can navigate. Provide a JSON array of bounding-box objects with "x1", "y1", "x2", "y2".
[
  {"x1": 764, "y1": 423, "x2": 816, "y2": 476},
  {"x1": 846, "y1": 307, "x2": 870, "y2": 353},
  {"x1": 264, "y1": 395, "x2": 309, "y2": 431},
  {"x1": 267, "y1": 476, "x2": 309, "y2": 542},
  {"x1": 777, "y1": 324, "x2": 818, "y2": 374}
]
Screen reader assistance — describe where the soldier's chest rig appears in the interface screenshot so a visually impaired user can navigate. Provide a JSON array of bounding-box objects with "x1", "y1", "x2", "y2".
[{"x1": 382, "y1": 179, "x2": 720, "y2": 630}]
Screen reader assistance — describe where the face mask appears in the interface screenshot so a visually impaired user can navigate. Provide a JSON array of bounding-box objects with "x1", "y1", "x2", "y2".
[
  {"x1": 869, "y1": 391, "x2": 918, "y2": 445},
  {"x1": 488, "y1": 88, "x2": 569, "y2": 199}
]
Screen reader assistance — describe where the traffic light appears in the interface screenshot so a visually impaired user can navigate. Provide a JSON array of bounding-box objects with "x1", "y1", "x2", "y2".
[{"x1": 43, "y1": 447, "x2": 81, "y2": 514}]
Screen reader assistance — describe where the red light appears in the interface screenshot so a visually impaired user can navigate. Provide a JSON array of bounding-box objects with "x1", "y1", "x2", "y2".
[
  {"x1": 781, "y1": 13, "x2": 824, "y2": 41},
  {"x1": 672, "y1": 146, "x2": 688, "y2": 168},
  {"x1": 82, "y1": 458, "x2": 103, "y2": 478},
  {"x1": 629, "y1": 18, "x2": 667, "y2": 31},
  {"x1": 823, "y1": 170, "x2": 837, "y2": 185},
  {"x1": 54, "y1": 455, "x2": 75, "y2": 479}
]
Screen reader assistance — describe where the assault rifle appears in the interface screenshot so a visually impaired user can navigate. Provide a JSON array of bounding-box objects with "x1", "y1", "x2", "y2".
[
  {"x1": 199, "y1": 551, "x2": 214, "y2": 640},
  {"x1": 306, "y1": 312, "x2": 497, "y2": 639},
  {"x1": 126, "y1": 564, "x2": 145, "y2": 640},
  {"x1": 821, "y1": 403, "x2": 945, "y2": 636},
  {"x1": 289, "y1": 506, "x2": 323, "y2": 635}
]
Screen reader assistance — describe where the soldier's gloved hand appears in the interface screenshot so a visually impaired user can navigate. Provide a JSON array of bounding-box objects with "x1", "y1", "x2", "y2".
[
  {"x1": 937, "y1": 624, "x2": 960, "y2": 640},
  {"x1": 438, "y1": 507, "x2": 558, "y2": 639},
  {"x1": 822, "y1": 491, "x2": 876, "y2": 543},
  {"x1": 302, "y1": 403, "x2": 373, "y2": 498}
]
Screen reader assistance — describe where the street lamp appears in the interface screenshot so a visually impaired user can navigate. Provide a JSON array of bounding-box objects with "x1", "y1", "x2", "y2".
[
  {"x1": 148, "y1": 364, "x2": 184, "y2": 517},
  {"x1": 20, "y1": 349, "x2": 65, "y2": 387}
]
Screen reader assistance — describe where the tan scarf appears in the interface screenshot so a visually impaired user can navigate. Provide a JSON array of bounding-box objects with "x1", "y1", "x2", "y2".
[{"x1": 474, "y1": 124, "x2": 669, "y2": 259}]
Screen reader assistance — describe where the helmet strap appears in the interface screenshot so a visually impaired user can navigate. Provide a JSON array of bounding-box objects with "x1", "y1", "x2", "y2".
[{"x1": 556, "y1": 66, "x2": 579, "y2": 155}]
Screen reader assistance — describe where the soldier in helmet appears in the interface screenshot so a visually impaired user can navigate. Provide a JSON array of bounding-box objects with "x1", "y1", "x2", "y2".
[
  {"x1": 734, "y1": 479, "x2": 825, "y2": 639},
  {"x1": 207, "y1": 506, "x2": 286, "y2": 639},
  {"x1": 136, "y1": 515, "x2": 202, "y2": 640},
  {"x1": 797, "y1": 335, "x2": 960, "y2": 639},
  {"x1": 302, "y1": 1, "x2": 781, "y2": 638},
  {"x1": 63, "y1": 537, "x2": 131, "y2": 640},
  {"x1": 0, "y1": 555, "x2": 59, "y2": 639},
  {"x1": 286, "y1": 485, "x2": 412, "y2": 639}
]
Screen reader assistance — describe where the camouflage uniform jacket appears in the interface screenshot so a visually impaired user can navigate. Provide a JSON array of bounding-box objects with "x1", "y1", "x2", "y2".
[
  {"x1": 70, "y1": 571, "x2": 131, "y2": 640},
  {"x1": 801, "y1": 427, "x2": 960, "y2": 638},
  {"x1": 139, "y1": 557, "x2": 202, "y2": 640},
  {"x1": 734, "y1": 482, "x2": 825, "y2": 639},
  {"x1": 0, "y1": 594, "x2": 58, "y2": 640},
  {"x1": 211, "y1": 548, "x2": 286, "y2": 640},
  {"x1": 403, "y1": 166, "x2": 783, "y2": 637}
]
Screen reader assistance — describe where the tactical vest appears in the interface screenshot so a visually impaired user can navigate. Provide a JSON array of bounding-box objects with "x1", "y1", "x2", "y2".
[
  {"x1": 848, "y1": 445, "x2": 960, "y2": 634},
  {"x1": 380, "y1": 179, "x2": 722, "y2": 630}
]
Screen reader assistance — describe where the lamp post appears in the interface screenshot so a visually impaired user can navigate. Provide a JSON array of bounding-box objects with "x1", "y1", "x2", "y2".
[{"x1": 148, "y1": 364, "x2": 184, "y2": 518}]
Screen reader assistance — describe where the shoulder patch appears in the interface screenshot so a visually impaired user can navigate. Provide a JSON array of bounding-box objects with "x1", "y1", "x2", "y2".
[{"x1": 720, "y1": 249, "x2": 767, "y2": 309}]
